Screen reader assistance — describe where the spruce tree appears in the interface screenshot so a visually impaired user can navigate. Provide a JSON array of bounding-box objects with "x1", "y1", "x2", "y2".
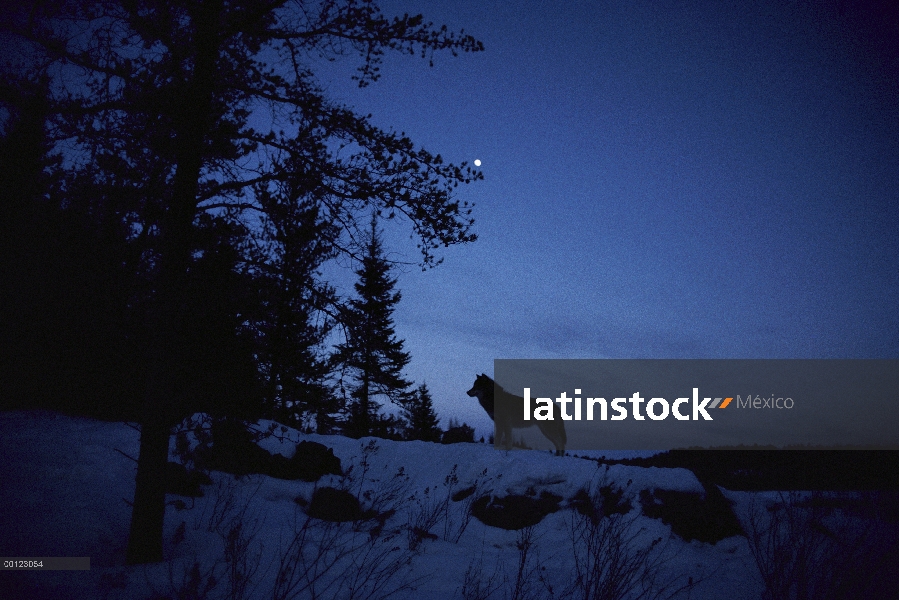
[
  {"x1": 334, "y1": 214, "x2": 412, "y2": 438},
  {"x1": 404, "y1": 382, "x2": 442, "y2": 442}
]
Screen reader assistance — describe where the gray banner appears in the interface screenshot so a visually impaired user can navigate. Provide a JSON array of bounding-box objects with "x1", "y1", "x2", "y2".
[
  {"x1": 1, "y1": 557, "x2": 90, "y2": 570},
  {"x1": 492, "y1": 359, "x2": 899, "y2": 451}
]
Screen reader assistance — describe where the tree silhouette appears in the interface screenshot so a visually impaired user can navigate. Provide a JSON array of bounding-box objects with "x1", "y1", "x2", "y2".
[
  {"x1": 254, "y1": 179, "x2": 338, "y2": 431},
  {"x1": 334, "y1": 214, "x2": 412, "y2": 438},
  {"x1": 442, "y1": 418, "x2": 476, "y2": 444},
  {"x1": 403, "y1": 382, "x2": 442, "y2": 442},
  {"x1": 2, "y1": 0, "x2": 482, "y2": 563},
  {"x1": 0, "y1": 77, "x2": 142, "y2": 419}
]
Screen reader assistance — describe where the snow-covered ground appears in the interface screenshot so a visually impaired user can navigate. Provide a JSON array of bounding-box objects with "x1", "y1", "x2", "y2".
[{"x1": 1, "y1": 410, "x2": 878, "y2": 599}]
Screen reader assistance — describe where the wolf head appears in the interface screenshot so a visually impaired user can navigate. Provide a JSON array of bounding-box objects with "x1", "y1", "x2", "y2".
[
  {"x1": 466, "y1": 373, "x2": 493, "y2": 400},
  {"x1": 467, "y1": 373, "x2": 495, "y2": 418}
]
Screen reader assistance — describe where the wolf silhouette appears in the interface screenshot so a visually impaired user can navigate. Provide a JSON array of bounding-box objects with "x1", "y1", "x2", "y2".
[{"x1": 467, "y1": 374, "x2": 566, "y2": 456}]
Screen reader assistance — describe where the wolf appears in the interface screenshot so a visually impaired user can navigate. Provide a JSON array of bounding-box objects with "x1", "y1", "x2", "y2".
[{"x1": 467, "y1": 374, "x2": 566, "y2": 456}]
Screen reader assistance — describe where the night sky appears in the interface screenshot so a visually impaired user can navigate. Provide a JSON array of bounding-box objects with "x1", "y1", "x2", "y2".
[{"x1": 311, "y1": 1, "x2": 899, "y2": 435}]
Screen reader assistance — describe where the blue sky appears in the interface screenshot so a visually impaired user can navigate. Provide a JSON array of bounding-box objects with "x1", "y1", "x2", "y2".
[{"x1": 313, "y1": 0, "x2": 899, "y2": 434}]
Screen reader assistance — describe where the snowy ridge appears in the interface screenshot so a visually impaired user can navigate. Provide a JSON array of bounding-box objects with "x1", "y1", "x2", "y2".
[{"x1": 0, "y1": 410, "x2": 808, "y2": 599}]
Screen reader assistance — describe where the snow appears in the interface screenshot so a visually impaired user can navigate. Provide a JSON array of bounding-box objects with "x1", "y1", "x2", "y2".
[{"x1": 1, "y1": 410, "x2": 768, "y2": 599}]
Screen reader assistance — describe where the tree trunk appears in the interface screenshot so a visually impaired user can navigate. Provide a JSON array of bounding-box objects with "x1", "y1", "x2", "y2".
[
  {"x1": 126, "y1": 303, "x2": 183, "y2": 564},
  {"x1": 124, "y1": 4, "x2": 220, "y2": 563},
  {"x1": 126, "y1": 414, "x2": 170, "y2": 563}
]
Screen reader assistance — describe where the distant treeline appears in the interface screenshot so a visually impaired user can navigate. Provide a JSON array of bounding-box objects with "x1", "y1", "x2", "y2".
[{"x1": 596, "y1": 449, "x2": 899, "y2": 491}]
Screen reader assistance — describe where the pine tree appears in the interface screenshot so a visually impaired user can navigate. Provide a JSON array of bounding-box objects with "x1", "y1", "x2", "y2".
[
  {"x1": 3, "y1": 0, "x2": 482, "y2": 564},
  {"x1": 254, "y1": 178, "x2": 338, "y2": 431},
  {"x1": 334, "y1": 214, "x2": 413, "y2": 438},
  {"x1": 403, "y1": 383, "x2": 442, "y2": 442}
]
